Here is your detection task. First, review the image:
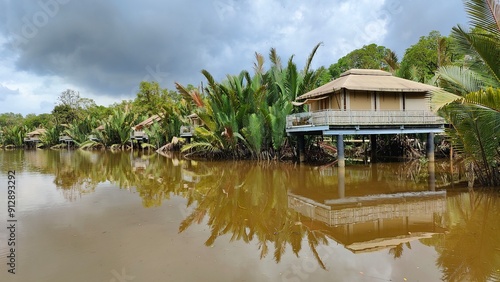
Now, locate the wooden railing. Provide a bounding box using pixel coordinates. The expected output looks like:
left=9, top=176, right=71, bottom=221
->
left=286, top=110, right=446, bottom=128
left=130, top=130, right=148, bottom=140
left=180, top=125, right=195, bottom=136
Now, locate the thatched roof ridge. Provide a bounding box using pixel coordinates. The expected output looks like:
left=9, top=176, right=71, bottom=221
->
left=297, top=69, right=440, bottom=101
left=26, top=128, right=47, bottom=136
left=134, top=114, right=163, bottom=130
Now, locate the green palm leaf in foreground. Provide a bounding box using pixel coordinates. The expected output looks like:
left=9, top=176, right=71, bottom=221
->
left=431, top=0, right=500, bottom=187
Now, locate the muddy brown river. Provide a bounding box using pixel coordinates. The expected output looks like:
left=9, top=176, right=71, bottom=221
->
left=0, top=150, right=499, bottom=281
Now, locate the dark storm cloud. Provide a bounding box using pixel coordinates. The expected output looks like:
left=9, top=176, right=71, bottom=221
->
left=0, top=0, right=469, bottom=101
left=380, top=0, right=468, bottom=57
left=1, top=0, right=244, bottom=96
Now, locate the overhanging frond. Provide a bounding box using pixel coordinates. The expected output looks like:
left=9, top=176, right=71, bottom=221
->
left=435, top=66, right=485, bottom=94
left=430, top=89, right=464, bottom=111
left=463, top=0, right=500, bottom=38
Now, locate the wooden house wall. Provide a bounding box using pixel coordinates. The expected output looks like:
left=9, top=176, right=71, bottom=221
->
left=348, top=90, right=372, bottom=110
left=379, top=92, right=401, bottom=110
left=404, top=93, right=429, bottom=110
left=306, top=90, right=430, bottom=112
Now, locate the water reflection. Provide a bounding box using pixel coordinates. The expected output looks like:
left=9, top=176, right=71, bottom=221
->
left=423, top=192, right=500, bottom=282
left=4, top=150, right=499, bottom=279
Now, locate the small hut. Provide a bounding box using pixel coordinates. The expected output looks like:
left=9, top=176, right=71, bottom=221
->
left=131, top=114, right=163, bottom=142
left=180, top=113, right=202, bottom=138
left=24, top=128, right=47, bottom=147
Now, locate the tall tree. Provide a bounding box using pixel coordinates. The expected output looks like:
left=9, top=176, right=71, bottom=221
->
left=399, top=31, right=441, bottom=82
left=328, top=43, right=394, bottom=79
left=52, top=89, right=98, bottom=125
left=0, top=112, right=23, bottom=127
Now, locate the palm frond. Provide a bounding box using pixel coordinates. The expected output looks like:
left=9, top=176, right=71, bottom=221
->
left=175, top=82, right=204, bottom=107
left=181, top=141, right=222, bottom=155
left=464, top=87, right=500, bottom=111
left=253, top=52, right=265, bottom=75
left=384, top=50, right=399, bottom=72
left=303, top=42, right=322, bottom=74
left=435, top=66, right=485, bottom=94
left=452, top=26, right=500, bottom=85
left=269, top=48, right=282, bottom=70
left=463, top=0, right=500, bottom=37
left=431, top=89, right=464, bottom=112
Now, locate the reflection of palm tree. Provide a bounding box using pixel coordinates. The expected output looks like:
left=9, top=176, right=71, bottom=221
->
left=388, top=242, right=411, bottom=259
left=178, top=162, right=331, bottom=269
left=428, top=193, right=500, bottom=281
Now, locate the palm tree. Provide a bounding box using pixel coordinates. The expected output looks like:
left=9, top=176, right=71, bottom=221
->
left=1, top=125, right=26, bottom=148
left=95, top=109, right=138, bottom=150
left=431, top=0, right=500, bottom=187
left=177, top=44, right=324, bottom=159
left=65, top=117, right=99, bottom=146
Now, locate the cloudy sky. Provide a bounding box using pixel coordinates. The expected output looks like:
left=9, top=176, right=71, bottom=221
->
left=0, top=0, right=467, bottom=115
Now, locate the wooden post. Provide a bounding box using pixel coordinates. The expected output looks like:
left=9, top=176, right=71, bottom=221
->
left=337, top=134, right=345, bottom=167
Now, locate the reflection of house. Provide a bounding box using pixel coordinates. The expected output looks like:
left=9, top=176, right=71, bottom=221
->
left=286, top=69, right=446, bottom=164
left=181, top=160, right=201, bottom=183
left=24, top=128, right=46, bottom=146
left=131, top=156, right=149, bottom=171
left=132, top=114, right=163, bottom=142
left=180, top=114, right=202, bottom=138
left=289, top=190, right=446, bottom=253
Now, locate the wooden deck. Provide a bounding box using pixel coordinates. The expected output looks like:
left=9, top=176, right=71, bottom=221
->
left=130, top=130, right=148, bottom=141
left=286, top=110, right=446, bottom=129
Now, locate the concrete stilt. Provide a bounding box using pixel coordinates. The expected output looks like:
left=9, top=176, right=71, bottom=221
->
left=426, top=132, right=436, bottom=191
left=338, top=166, right=345, bottom=198
left=370, top=134, right=377, bottom=163
left=427, top=132, right=435, bottom=162
left=428, top=160, right=436, bottom=191
left=337, top=134, right=345, bottom=167
left=297, top=135, right=305, bottom=162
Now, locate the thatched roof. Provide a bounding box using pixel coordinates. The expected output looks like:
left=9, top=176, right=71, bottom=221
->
left=26, top=128, right=47, bottom=136
left=297, top=69, right=440, bottom=101
left=134, top=114, right=163, bottom=130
